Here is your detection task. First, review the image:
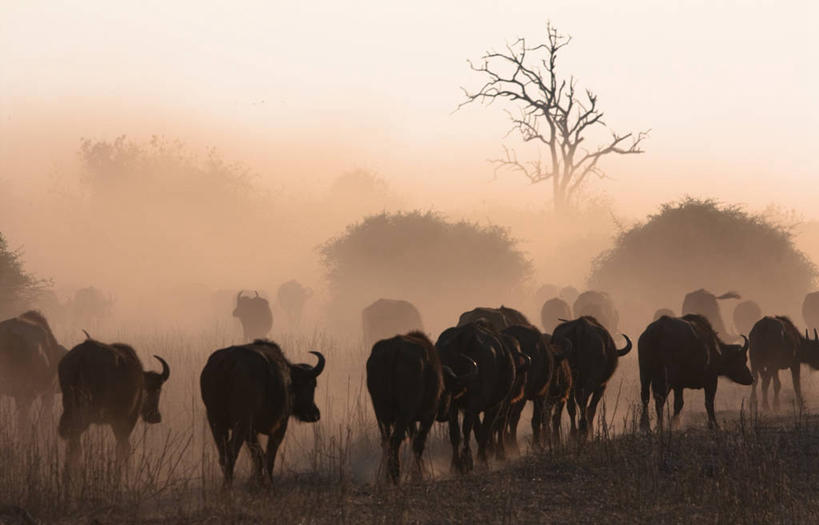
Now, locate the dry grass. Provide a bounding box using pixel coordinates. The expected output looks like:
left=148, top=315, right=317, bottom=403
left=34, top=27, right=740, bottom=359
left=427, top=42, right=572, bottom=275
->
left=1, top=326, right=819, bottom=524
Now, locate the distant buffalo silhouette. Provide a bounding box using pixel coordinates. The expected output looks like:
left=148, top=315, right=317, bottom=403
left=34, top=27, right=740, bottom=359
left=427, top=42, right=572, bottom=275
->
left=362, top=299, right=423, bottom=348
left=681, top=289, right=740, bottom=341
left=573, top=291, right=619, bottom=333
left=749, top=316, right=819, bottom=411
left=733, top=300, right=762, bottom=337
left=541, top=298, right=571, bottom=334
left=233, top=291, right=273, bottom=341
left=277, top=280, right=313, bottom=326
left=457, top=306, right=533, bottom=332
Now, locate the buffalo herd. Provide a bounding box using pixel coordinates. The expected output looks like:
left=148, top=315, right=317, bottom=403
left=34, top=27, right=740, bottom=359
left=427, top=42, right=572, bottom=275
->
left=5, top=288, right=819, bottom=487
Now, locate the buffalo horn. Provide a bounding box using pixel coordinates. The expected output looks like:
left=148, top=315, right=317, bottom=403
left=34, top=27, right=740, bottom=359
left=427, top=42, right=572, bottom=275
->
left=254, top=290, right=259, bottom=298
left=740, top=335, right=750, bottom=352
left=814, top=329, right=818, bottom=342
left=153, top=355, right=170, bottom=382
left=309, top=351, right=325, bottom=377
left=82, top=329, right=91, bottom=340
left=236, top=290, right=244, bottom=302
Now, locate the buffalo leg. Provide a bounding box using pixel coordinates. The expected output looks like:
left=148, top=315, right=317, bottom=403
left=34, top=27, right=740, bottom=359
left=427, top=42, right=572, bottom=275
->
left=508, top=399, right=525, bottom=453
left=790, top=364, right=803, bottom=410
left=586, top=387, right=605, bottom=434
left=672, top=388, right=684, bottom=429
left=704, top=379, right=719, bottom=430
left=750, top=366, right=759, bottom=411
left=480, top=405, right=503, bottom=462
left=550, top=400, right=564, bottom=448
left=772, top=371, right=782, bottom=410
left=530, top=398, right=543, bottom=448
left=112, top=416, right=137, bottom=463
left=448, top=409, right=462, bottom=472
left=207, top=417, right=230, bottom=483
left=760, top=372, right=772, bottom=411
left=264, top=420, right=288, bottom=484
left=246, top=432, right=266, bottom=484
left=566, top=391, right=578, bottom=436
left=652, top=373, right=669, bottom=432
left=460, top=411, right=476, bottom=472
left=411, top=414, right=434, bottom=480
left=222, top=420, right=248, bottom=485
left=388, top=417, right=410, bottom=484
left=640, top=373, right=652, bottom=432
left=575, top=388, right=591, bottom=437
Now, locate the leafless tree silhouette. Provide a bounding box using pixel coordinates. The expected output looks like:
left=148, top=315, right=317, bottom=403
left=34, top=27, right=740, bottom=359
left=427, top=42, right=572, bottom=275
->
left=461, top=22, right=649, bottom=213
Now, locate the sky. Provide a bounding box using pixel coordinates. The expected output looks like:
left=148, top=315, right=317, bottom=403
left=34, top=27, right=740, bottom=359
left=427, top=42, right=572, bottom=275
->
left=2, top=0, right=819, bottom=216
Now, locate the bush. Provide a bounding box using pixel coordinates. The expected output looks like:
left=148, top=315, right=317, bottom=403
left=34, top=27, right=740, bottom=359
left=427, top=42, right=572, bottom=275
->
left=589, top=198, right=816, bottom=324
left=0, top=233, right=44, bottom=318
left=321, top=211, right=531, bottom=331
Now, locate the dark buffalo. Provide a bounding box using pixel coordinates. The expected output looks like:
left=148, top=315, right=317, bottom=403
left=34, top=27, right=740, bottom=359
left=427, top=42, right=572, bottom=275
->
left=58, top=334, right=170, bottom=467
left=233, top=290, right=274, bottom=341
left=681, top=289, right=740, bottom=340
left=541, top=298, right=571, bottom=333
left=200, top=340, right=325, bottom=486
left=544, top=337, right=573, bottom=447
left=276, top=280, right=313, bottom=326
left=366, top=331, right=473, bottom=483
left=638, top=314, right=752, bottom=430
left=573, top=291, right=619, bottom=333
left=436, top=322, right=516, bottom=472
left=0, top=311, right=67, bottom=429
left=457, top=306, right=533, bottom=332
left=733, top=300, right=762, bottom=337
left=802, top=292, right=819, bottom=331
left=362, top=299, right=424, bottom=348
left=551, top=316, right=631, bottom=437
left=491, top=332, right=531, bottom=456
left=653, top=308, right=675, bottom=321
left=749, top=316, right=819, bottom=411
left=502, top=325, right=571, bottom=450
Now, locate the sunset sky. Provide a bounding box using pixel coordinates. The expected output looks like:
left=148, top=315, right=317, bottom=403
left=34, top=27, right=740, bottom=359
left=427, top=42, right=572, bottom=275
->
left=2, top=0, right=818, bottom=217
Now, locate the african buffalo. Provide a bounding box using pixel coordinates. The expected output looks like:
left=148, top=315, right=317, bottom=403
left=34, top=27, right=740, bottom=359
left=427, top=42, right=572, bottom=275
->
left=559, top=286, right=579, bottom=305
left=544, top=338, right=573, bottom=447
left=551, top=316, right=631, bottom=437
left=58, top=334, right=170, bottom=467
left=541, top=298, right=571, bottom=333
left=802, top=292, right=819, bottom=331
left=0, top=311, right=67, bottom=430
left=457, top=306, right=533, bottom=332
left=436, top=321, right=516, bottom=472
left=233, top=291, right=273, bottom=341
left=653, top=308, right=675, bottom=321
left=573, top=291, right=619, bottom=333
left=366, top=331, right=472, bottom=483
left=276, top=280, right=313, bottom=326
left=681, top=289, right=740, bottom=341
left=638, top=314, right=752, bottom=431
left=733, top=300, right=762, bottom=337
left=749, top=316, right=819, bottom=411
left=200, top=340, right=325, bottom=486
left=362, top=299, right=424, bottom=348
left=502, top=325, right=571, bottom=450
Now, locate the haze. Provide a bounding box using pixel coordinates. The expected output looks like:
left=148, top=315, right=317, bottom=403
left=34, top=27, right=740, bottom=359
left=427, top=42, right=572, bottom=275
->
left=2, top=0, right=819, bottom=328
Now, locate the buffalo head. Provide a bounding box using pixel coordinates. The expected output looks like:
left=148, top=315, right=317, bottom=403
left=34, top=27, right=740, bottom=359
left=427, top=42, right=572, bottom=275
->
left=437, top=355, right=478, bottom=421
left=719, top=335, right=753, bottom=385
left=289, top=351, right=325, bottom=422
left=142, top=355, right=171, bottom=423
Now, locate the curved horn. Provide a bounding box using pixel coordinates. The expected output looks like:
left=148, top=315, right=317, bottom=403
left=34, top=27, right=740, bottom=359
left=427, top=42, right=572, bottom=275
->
left=254, top=290, right=259, bottom=298
left=236, top=290, right=244, bottom=302
left=153, top=355, right=170, bottom=382
left=459, top=354, right=479, bottom=380
left=814, top=329, right=818, bottom=342
left=617, top=334, right=633, bottom=357
left=807, top=328, right=810, bottom=341
left=308, top=351, right=325, bottom=377
left=740, top=335, right=750, bottom=352
left=82, top=329, right=91, bottom=340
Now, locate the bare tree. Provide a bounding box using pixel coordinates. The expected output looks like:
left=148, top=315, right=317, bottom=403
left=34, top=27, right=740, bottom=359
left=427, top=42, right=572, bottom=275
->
left=460, top=23, right=649, bottom=213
